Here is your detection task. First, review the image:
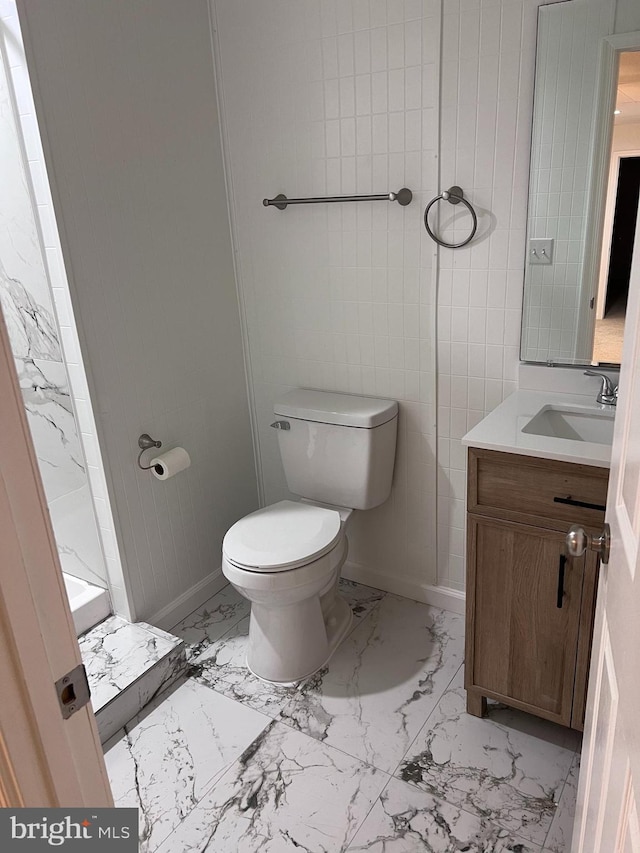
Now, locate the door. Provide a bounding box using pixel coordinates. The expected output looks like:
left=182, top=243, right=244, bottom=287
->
left=0, top=305, right=113, bottom=807
left=573, top=211, right=640, bottom=849
left=605, top=156, right=640, bottom=316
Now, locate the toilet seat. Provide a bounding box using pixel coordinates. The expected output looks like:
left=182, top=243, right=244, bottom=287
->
left=223, top=500, right=343, bottom=572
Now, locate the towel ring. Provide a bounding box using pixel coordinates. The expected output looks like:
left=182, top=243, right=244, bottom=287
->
left=423, top=186, right=477, bottom=249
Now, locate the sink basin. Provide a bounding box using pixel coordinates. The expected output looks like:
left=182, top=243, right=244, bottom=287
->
left=521, top=405, right=615, bottom=445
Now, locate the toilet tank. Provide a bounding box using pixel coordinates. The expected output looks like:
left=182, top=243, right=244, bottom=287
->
left=272, top=389, right=398, bottom=510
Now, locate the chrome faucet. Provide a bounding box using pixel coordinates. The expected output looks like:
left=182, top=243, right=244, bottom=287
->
left=584, top=370, right=618, bottom=406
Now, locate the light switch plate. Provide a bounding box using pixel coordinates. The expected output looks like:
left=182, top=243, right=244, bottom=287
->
left=529, top=238, right=554, bottom=264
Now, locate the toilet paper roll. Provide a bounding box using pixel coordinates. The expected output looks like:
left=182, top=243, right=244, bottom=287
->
left=150, top=447, right=191, bottom=481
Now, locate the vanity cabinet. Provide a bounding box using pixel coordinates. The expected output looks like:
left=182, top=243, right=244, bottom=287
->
left=465, top=448, right=608, bottom=730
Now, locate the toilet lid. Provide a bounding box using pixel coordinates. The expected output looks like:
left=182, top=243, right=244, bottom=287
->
left=223, top=500, right=342, bottom=572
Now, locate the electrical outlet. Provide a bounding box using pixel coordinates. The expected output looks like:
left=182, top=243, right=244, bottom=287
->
left=529, top=238, right=554, bottom=264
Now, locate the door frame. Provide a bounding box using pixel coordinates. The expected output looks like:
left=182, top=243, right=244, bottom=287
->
left=597, top=149, right=640, bottom=320
left=0, top=305, right=113, bottom=807
left=578, top=33, right=640, bottom=360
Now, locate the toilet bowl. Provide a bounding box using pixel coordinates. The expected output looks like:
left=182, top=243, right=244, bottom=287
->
left=221, top=389, right=398, bottom=684
left=222, top=500, right=353, bottom=683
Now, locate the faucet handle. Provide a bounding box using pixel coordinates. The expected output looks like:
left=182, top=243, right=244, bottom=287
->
left=584, top=370, right=617, bottom=405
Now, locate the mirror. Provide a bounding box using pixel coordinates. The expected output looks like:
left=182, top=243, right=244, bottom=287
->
left=594, top=51, right=640, bottom=363
left=520, top=2, right=640, bottom=366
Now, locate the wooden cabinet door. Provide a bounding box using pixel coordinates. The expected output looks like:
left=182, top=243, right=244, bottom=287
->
left=466, top=516, right=585, bottom=727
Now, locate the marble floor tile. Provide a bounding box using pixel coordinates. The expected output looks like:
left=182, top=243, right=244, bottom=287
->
left=105, top=679, right=269, bottom=853
left=279, top=596, right=465, bottom=773
left=543, top=754, right=580, bottom=852
left=155, top=720, right=388, bottom=853
left=338, top=578, right=386, bottom=621
left=188, top=579, right=386, bottom=717
left=188, top=615, right=300, bottom=717
left=397, top=670, right=578, bottom=847
left=178, top=578, right=383, bottom=663
left=95, top=644, right=186, bottom=745
left=347, top=776, right=540, bottom=852
left=171, top=584, right=250, bottom=660
left=79, top=616, right=184, bottom=711
left=103, top=590, right=586, bottom=853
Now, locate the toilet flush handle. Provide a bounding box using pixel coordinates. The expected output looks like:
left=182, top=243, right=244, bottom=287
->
left=270, top=420, right=290, bottom=430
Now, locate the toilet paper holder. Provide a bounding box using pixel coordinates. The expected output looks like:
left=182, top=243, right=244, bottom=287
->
left=137, top=433, right=162, bottom=470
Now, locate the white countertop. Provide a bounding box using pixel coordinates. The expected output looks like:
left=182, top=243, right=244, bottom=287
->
left=462, top=390, right=613, bottom=469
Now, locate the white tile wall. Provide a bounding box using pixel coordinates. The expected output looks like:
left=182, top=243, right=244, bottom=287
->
left=212, top=0, right=442, bottom=591
left=19, top=0, right=259, bottom=622
left=434, top=0, right=546, bottom=588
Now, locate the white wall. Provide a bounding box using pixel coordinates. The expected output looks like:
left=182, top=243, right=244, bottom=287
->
left=18, top=0, right=258, bottom=624
left=0, top=18, right=110, bottom=593
left=615, top=0, right=640, bottom=33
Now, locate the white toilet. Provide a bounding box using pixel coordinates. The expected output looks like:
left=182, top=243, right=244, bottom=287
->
left=222, top=389, right=398, bottom=684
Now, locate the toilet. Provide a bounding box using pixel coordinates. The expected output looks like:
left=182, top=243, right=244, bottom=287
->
left=222, top=389, right=398, bottom=684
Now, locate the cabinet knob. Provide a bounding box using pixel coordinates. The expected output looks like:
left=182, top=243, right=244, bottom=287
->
left=565, top=523, right=610, bottom=564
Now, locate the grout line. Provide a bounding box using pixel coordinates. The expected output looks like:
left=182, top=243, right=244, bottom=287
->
left=126, top=705, right=274, bottom=853
left=185, top=671, right=286, bottom=723
left=342, top=589, right=388, bottom=639
left=272, top=711, right=393, bottom=782
left=380, top=771, right=543, bottom=853
left=386, top=660, right=578, bottom=850
left=170, top=582, right=245, bottom=640
left=388, top=660, right=464, bottom=780
left=343, top=771, right=394, bottom=851
left=152, top=710, right=386, bottom=853
left=178, top=664, right=542, bottom=852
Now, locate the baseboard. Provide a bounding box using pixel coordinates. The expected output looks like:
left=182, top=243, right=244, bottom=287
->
left=342, top=562, right=465, bottom=615
left=148, top=569, right=228, bottom=632
left=148, top=563, right=464, bottom=629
